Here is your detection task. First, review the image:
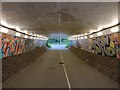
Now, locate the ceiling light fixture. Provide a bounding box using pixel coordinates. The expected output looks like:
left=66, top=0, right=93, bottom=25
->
left=98, top=26, right=103, bottom=31
left=97, top=32, right=103, bottom=36
left=84, top=36, right=87, bottom=39
left=25, top=35, right=28, bottom=38
left=16, top=32, right=21, bottom=36
left=80, top=37, right=83, bottom=39
left=24, top=30, right=28, bottom=34
left=85, top=33, right=88, bottom=35
left=111, top=26, right=119, bottom=33
left=1, top=20, right=7, bottom=26
left=1, top=27, right=8, bottom=33
left=16, top=27, right=21, bottom=31
left=89, top=35, right=93, bottom=38
left=112, top=19, right=118, bottom=25
left=90, top=30, right=95, bottom=34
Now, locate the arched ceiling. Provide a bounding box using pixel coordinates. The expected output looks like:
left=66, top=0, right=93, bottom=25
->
left=2, top=2, right=118, bottom=36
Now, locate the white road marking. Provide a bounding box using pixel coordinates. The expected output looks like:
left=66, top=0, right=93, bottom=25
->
left=59, top=48, right=72, bottom=90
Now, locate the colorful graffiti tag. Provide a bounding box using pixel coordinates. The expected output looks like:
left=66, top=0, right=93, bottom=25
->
left=78, top=32, right=120, bottom=58
left=1, top=33, right=26, bottom=58
left=0, top=33, right=45, bottom=59
left=0, top=33, right=2, bottom=59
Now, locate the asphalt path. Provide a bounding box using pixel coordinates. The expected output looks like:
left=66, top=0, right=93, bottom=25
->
left=3, top=49, right=118, bottom=88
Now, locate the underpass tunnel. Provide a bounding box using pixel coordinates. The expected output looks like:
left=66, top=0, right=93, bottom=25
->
left=0, top=1, right=120, bottom=89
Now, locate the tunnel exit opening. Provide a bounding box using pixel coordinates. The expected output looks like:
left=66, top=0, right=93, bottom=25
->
left=46, top=38, right=70, bottom=50
left=46, top=33, right=70, bottom=50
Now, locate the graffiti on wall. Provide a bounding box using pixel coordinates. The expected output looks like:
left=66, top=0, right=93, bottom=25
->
left=0, top=33, right=45, bottom=59
left=0, top=33, right=2, bottom=59
left=23, top=39, right=34, bottom=52
left=23, top=39, right=44, bottom=52
left=78, top=33, right=120, bottom=58
left=1, top=33, right=26, bottom=58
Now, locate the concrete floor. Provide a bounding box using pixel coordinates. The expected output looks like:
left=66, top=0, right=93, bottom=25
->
left=3, top=50, right=118, bottom=88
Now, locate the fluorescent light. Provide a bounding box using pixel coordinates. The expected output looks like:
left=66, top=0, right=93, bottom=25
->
left=1, top=27, right=8, bottom=33
left=24, top=30, right=28, bottom=34
left=1, top=20, right=7, bottom=26
left=25, top=35, right=28, bottom=38
left=84, top=36, right=87, bottom=39
left=111, top=26, right=119, bottom=33
left=90, top=30, right=95, bottom=34
left=34, top=34, right=37, bottom=36
left=30, top=36, right=33, bottom=39
left=34, top=37, right=37, bottom=39
left=103, top=24, right=112, bottom=28
left=16, top=32, right=21, bottom=36
left=30, top=33, right=33, bottom=35
left=20, top=30, right=27, bottom=34
left=78, top=34, right=81, bottom=37
left=37, top=35, right=40, bottom=37
left=16, top=27, right=20, bottom=31
left=89, top=35, right=93, bottom=38
left=8, top=25, right=15, bottom=29
left=103, top=19, right=118, bottom=28
left=73, top=35, right=77, bottom=38
left=80, top=37, right=83, bottom=39
left=81, top=34, right=84, bottom=36
left=98, top=26, right=103, bottom=31
left=85, top=33, right=88, bottom=35
left=112, top=19, right=118, bottom=25
left=97, top=32, right=102, bottom=36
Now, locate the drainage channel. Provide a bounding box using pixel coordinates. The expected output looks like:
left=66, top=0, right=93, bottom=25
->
left=59, top=49, right=72, bottom=90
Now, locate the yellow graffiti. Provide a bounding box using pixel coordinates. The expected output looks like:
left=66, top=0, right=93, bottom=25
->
left=110, top=41, right=114, bottom=48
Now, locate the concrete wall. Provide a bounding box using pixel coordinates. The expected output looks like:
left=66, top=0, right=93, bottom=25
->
left=69, top=46, right=119, bottom=83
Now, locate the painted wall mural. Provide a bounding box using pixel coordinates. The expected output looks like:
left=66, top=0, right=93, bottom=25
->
left=77, top=32, right=120, bottom=58
left=1, top=33, right=25, bottom=58
left=0, top=33, right=44, bottom=59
